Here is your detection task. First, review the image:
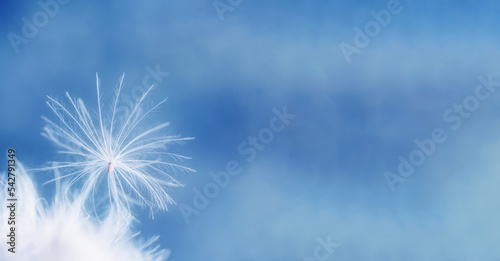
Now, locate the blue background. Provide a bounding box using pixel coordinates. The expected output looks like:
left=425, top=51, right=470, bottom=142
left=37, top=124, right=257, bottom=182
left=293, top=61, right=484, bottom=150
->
left=1, top=0, right=500, bottom=260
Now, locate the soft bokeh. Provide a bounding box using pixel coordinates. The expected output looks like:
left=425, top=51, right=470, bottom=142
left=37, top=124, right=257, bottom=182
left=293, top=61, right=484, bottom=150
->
left=1, top=0, right=500, bottom=260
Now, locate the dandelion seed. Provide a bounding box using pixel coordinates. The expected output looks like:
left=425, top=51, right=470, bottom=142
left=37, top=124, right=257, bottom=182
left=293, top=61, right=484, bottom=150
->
left=39, top=73, right=194, bottom=214
left=108, top=162, right=115, bottom=174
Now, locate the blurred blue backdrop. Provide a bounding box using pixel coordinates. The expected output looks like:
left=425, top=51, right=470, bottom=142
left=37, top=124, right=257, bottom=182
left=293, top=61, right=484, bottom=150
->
left=1, top=0, right=500, bottom=260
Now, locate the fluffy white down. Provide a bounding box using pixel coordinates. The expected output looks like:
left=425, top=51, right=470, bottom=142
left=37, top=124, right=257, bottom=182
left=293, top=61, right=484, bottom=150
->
left=0, top=163, right=169, bottom=261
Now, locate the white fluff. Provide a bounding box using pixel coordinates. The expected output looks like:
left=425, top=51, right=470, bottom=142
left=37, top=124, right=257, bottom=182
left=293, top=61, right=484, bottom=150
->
left=0, top=163, right=170, bottom=261
left=0, top=74, right=193, bottom=260
left=40, top=73, right=194, bottom=213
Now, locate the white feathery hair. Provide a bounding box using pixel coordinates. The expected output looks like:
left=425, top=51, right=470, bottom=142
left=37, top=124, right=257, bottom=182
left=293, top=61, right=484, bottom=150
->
left=0, top=163, right=170, bottom=261
left=39, top=73, right=194, bottom=214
